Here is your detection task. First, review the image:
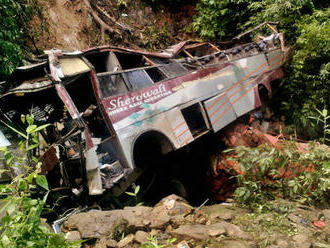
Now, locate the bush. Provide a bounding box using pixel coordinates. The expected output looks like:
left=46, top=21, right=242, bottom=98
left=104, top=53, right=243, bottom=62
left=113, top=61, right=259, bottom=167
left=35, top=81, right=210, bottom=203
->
left=0, top=115, right=82, bottom=247
left=228, top=141, right=330, bottom=209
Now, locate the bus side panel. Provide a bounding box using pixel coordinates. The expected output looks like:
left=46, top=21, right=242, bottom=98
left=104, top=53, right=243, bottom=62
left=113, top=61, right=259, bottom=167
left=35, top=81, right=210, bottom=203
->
left=226, top=78, right=256, bottom=117
left=166, top=107, right=194, bottom=147
left=204, top=93, right=237, bottom=133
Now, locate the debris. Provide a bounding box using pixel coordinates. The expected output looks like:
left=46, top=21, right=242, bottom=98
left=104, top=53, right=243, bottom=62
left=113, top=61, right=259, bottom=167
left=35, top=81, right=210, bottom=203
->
left=117, top=234, right=134, bottom=248
left=313, top=220, right=326, bottom=229
left=177, top=240, right=190, bottom=248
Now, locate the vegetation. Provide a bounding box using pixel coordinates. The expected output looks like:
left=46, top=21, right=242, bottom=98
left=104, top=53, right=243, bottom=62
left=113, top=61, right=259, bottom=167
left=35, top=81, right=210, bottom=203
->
left=0, top=115, right=81, bottom=247
left=193, top=0, right=330, bottom=140
left=227, top=141, right=330, bottom=210
left=0, top=0, right=42, bottom=80
left=141, top=234, right=176, bottom=248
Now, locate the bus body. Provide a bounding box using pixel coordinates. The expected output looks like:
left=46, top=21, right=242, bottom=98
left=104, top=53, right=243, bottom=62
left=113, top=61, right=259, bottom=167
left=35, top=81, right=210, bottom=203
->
left=0, top=33, right=289, bottom=196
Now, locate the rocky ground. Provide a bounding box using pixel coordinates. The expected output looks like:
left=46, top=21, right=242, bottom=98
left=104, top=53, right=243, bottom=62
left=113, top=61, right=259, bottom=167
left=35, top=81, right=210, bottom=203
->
left=62, top=195, right=330, bottom=248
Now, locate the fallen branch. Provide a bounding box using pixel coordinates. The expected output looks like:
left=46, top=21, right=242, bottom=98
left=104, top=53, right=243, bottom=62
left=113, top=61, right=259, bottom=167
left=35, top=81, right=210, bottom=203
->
left=91, top=1, right=132, bottom=33
left=82, top=0, right=121, bottom=41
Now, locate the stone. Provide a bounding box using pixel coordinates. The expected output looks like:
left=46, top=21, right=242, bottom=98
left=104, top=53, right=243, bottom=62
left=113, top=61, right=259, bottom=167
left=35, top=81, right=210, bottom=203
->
left=65, top=231, right=81, bottom=242
left=220, top=240, right=251, bottom=248
left=165, top=225, right=173, bottom=233
left=95, top=237, right=117, bottom=248
left=292, top=234, right=309, bottom=243
left=63, top=204, right=172, bottom=239
left=322, top=209, right=330, bottom=221
left=171, top=221, right=247, bottom=240
left=154, top=194, right=193, bottom=216
left=117, top=234, right=134, bottom=248
left=277, top=239, right=290, bottom=248
left=171, top=224, right=211, bottom=240
left=135, top=230, right=149, bottom=244
left=201, top=204, right=238, bottom=222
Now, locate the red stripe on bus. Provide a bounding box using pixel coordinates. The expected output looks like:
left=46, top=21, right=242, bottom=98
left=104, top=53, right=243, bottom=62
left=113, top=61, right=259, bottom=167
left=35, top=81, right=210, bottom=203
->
left=173, top=121, right=185, bottom=131
left=206, top=54, right=282, bottom=111
left=211, top=64, right=282, bottom=126
left=208, top=59, right=282, bottom=119
left=176, top=128, right=190, bottom=138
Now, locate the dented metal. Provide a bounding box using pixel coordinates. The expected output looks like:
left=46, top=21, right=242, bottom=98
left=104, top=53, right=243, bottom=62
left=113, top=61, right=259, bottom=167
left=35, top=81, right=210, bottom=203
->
left=0, top=32, right=289, bottom=196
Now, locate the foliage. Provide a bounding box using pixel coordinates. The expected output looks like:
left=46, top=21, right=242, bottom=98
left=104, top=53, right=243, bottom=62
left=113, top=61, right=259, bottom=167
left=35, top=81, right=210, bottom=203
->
left=0, top=0, right=42, bottom=79
left=192, top=0, right=249, bottom=40
left=0, top=0, right=24, bottom=77
left=141, top=234, right=176, bottom=248
left=125, top=184, right=143, bottom=206
left=0, top=115, right=81, bottom=248
left=309, top=109, right=330, bottom=144
left=228, top=141, right=330, bottom=210
left=193, top=0, right=329, bottom=140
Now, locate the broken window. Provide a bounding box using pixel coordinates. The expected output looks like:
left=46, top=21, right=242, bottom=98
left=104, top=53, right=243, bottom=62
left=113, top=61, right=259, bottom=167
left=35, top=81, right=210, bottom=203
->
left=123, top=70, right=154, bottom=91
left=146, top=67, right=167, bottom=83
left=159, top=63, right=188, bottom=78
left=114, top=52, right=149, bottom=70
left=98, top=73, right=128, bottom=98
left=181, top=103, right=209, bottom=137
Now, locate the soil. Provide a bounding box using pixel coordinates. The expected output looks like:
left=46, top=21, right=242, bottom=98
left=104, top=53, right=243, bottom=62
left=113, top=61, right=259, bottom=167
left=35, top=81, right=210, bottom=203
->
left=28, top=0, right=196, bottom=52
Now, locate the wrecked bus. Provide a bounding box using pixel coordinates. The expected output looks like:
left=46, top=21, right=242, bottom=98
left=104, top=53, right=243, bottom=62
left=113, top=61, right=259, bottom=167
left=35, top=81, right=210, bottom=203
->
left=0, top=31, right=289, bottom=199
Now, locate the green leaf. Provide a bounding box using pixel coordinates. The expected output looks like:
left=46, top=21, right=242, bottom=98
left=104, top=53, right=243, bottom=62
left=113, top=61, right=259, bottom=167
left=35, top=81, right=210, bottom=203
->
left=18, top=179, right=28, bottom=191
left=26, top=172, right=35, bottom=183
left=322, top=109, right=328, bottom=117
left=33, top=124, right=50, bottom=133
left=26, top=124, right=37, bottom=134
left=0, top=120, right=27, bottom=139
left=20, top=114, right=25, bottom=124
left=26, top=114, right=34, bottom=125
left=36, top=175, right=49, bottom=190
left=27, top=143, right=39, bottom=151
left=134, top=185, right=140, bottom=195
left=125, top=192, right=135, bottom=196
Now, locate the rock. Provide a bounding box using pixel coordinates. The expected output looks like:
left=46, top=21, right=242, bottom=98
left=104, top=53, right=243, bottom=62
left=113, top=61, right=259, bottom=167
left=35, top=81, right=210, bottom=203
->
left=292, top=234, right=309, bottom=243
left=171, top=221, right=247, bottom=240
left=171, top=224, right=213, bottom=240
left=322, top=209, right=330, bottom=221
left=165, top=225, right=173, bottom=233
left=202, top=204, right=235, bottom=221
left=135, top=230, right=149, bottom=244
left=65, top=231, right=81, bottom=242
left=63, top=204, right=172, bottom=239
left=220, top=240, right=251, bottom=248
left=311, top=243, right=330, bottom=248
left=94, top=237, right=117, bottom=248
left=150, top=229, right=160, bottom=236
left=154, top=194, right=193, bottom=216
left=117, top=234, right=134, bottom=248
left=277, top=239, right=290, bottom=248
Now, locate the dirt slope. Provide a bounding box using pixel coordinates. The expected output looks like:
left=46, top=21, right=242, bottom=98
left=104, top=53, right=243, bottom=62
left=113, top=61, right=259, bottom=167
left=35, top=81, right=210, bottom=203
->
left=30, top=0, right=195, bottom=51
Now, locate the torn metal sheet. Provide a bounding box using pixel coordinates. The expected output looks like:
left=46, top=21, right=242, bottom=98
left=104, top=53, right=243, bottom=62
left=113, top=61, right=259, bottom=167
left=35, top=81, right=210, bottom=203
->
left=0, top=28, right=289, bottom=199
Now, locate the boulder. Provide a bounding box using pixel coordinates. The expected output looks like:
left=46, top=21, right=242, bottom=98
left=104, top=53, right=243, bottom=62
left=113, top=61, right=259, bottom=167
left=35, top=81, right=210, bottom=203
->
left=171, top=221, right=248, bottom=240
left=220, top=240, right=251, bottom=248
